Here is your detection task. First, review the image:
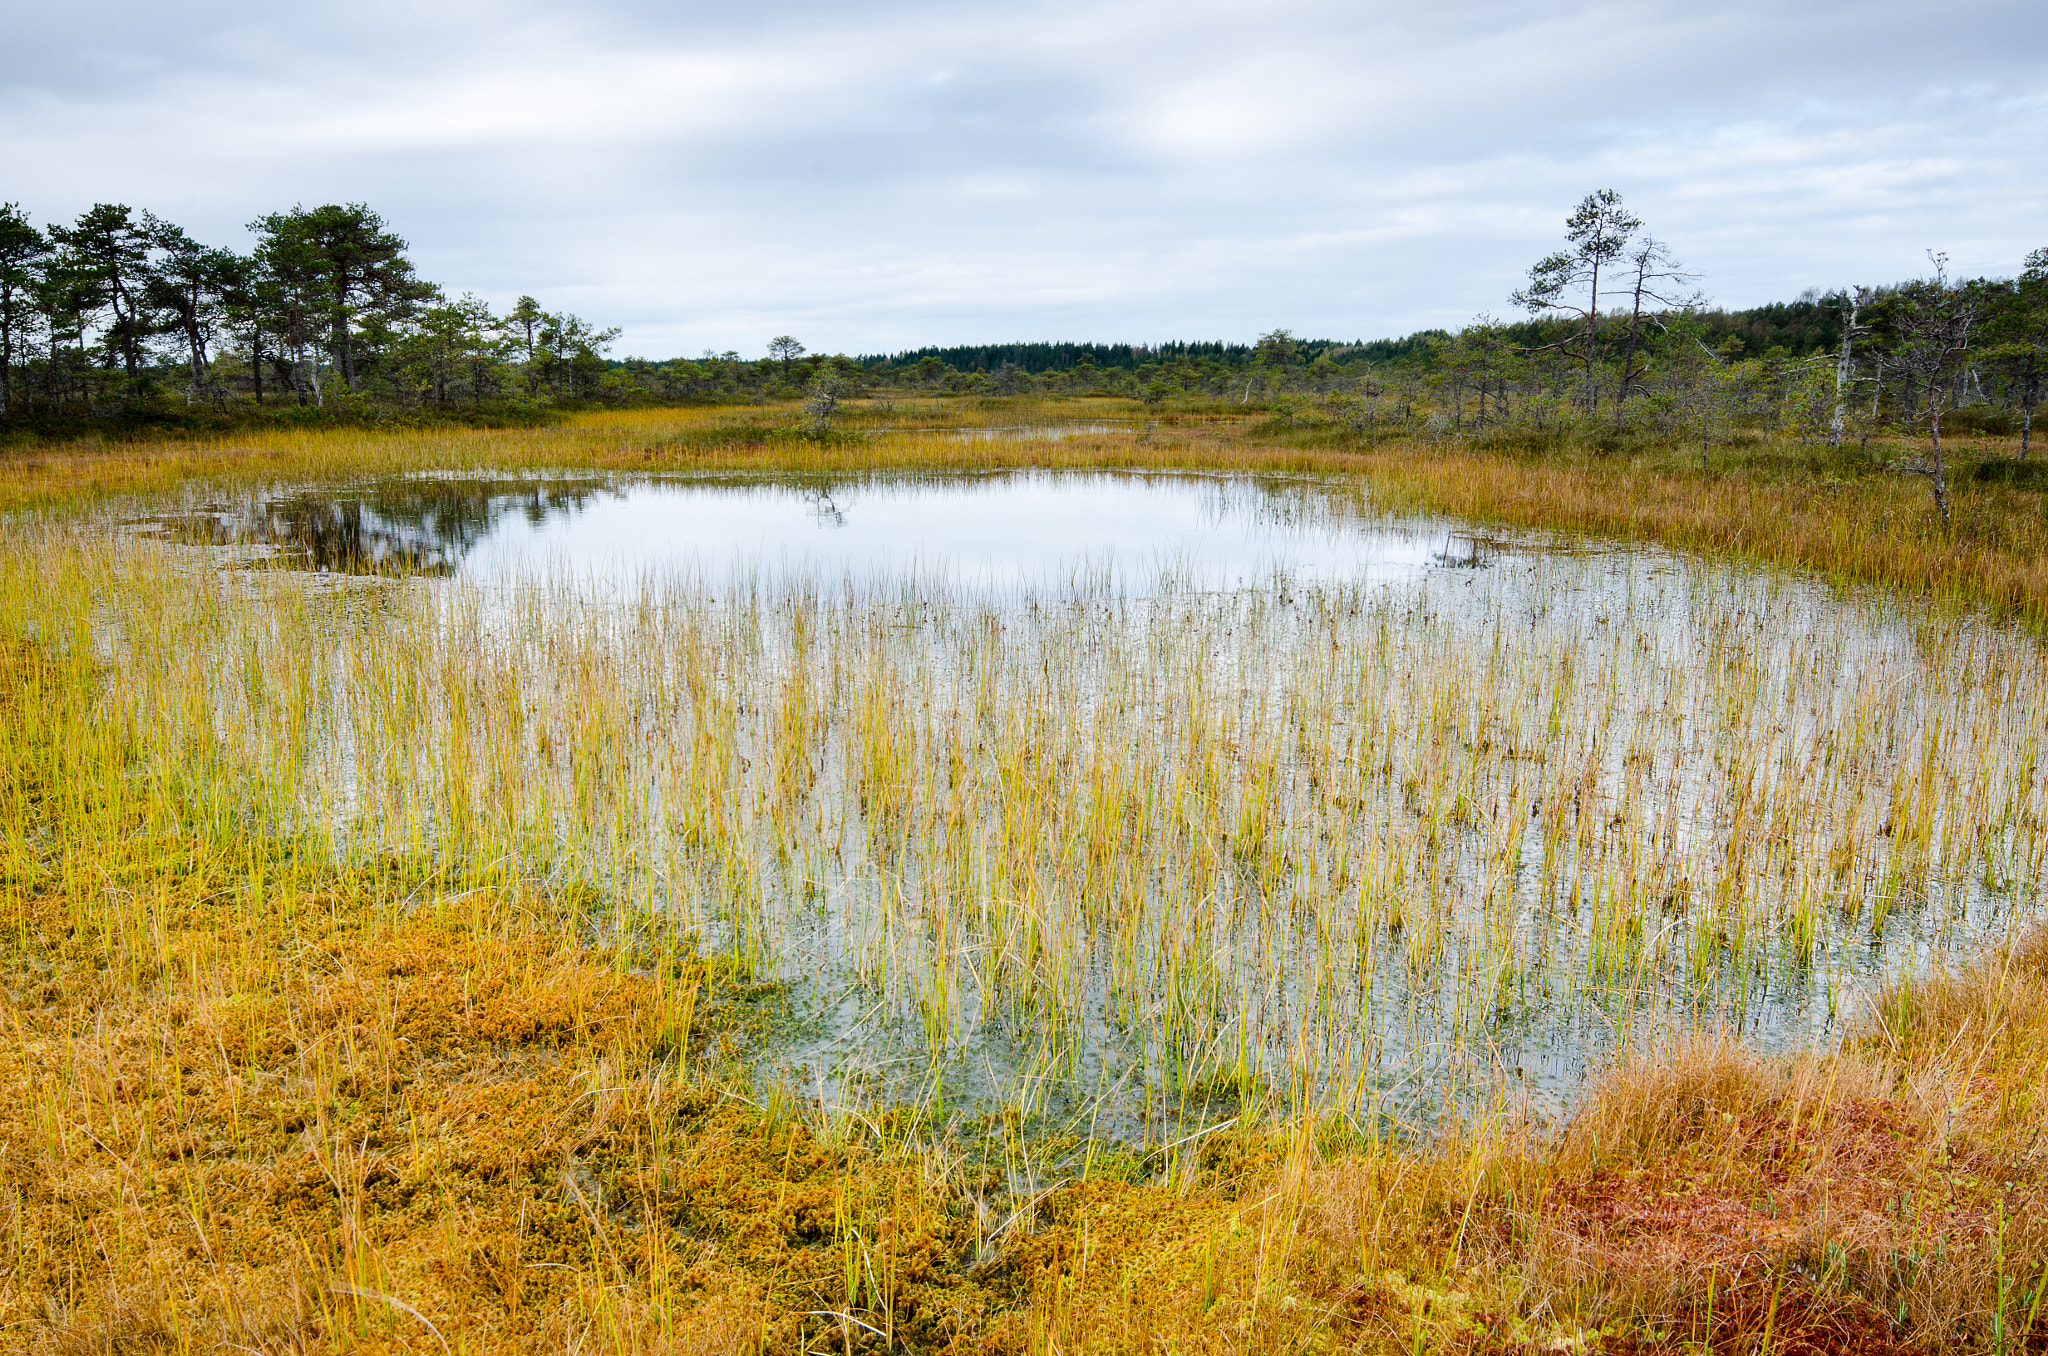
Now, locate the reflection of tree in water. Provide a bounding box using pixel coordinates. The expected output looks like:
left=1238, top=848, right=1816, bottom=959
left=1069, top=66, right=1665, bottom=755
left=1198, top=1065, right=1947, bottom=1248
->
left=1199, top=476, right=1374, bottom=534
left=166, top=479, right=605, bottom=575
left=802, top=486, right=846, bottom=527
left=153, top=470, right=1443, bottom=575
left=1433, top=534, right=1500, bottom=569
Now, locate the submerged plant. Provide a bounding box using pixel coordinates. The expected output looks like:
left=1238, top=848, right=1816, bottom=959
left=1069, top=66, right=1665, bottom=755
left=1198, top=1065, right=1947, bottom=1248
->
left=8, top=416, right=2048, bottom=1353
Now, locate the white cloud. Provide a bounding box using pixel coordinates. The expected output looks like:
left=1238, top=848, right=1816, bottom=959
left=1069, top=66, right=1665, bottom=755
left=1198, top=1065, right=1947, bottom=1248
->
left=4, top=0, right=2043, bottom=355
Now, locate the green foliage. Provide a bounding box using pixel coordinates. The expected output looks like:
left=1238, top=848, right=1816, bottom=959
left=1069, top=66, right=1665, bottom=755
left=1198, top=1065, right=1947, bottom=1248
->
left=0, top=201, right=627, bottom=432
left=2, top=192, right=2042, bottom=466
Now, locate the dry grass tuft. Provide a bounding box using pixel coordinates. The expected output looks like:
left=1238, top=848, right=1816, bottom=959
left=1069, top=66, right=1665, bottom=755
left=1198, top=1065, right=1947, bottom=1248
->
left=8, top=410, right=2048, bottom=1352
left=7, top=401, right=2048, bottom=619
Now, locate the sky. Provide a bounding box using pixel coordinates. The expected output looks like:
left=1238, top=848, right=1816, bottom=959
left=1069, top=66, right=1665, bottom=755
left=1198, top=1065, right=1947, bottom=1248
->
left=4, top=0, right=2045, bottom=359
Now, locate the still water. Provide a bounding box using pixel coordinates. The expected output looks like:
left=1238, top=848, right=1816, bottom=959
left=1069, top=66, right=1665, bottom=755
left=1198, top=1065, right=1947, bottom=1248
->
left=138, top=470, right=1466, bottom=589
left=124, top=466, right=2048, bottom=1142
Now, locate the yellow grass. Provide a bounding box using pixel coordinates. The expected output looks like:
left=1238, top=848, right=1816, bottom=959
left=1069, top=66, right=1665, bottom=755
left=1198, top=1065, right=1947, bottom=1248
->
left=8, top=401, right=2047, bottom=618
left=4, top=404, right=2047, bottom=1353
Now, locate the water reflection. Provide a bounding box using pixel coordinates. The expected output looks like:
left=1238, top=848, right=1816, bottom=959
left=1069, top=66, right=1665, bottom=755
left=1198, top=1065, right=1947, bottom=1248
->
left=1433, top=533, right=1510, bottom=569
left=803, top=486, right=847, bottom=528
left=138, top=470, right=1460, bottom=589
left=111, top=465, right=2048, bottom=1138
left=148, top=478, right=608, bottom=576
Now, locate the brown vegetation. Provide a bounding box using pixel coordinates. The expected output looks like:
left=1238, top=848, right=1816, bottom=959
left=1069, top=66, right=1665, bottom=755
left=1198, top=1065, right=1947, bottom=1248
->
left=9, top=811, right=2044, bottom=1355
left=7, top=400, right=2048, bottom=619
left=5, top=405, right=2047, bottom=1353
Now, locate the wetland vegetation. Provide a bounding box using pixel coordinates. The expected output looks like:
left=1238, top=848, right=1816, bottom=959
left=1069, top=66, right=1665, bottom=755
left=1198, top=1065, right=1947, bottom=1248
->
left=5, top=183, right=2048, bottom=1356
left=7, top=402, right=2048, bottom=1354
left=4, top=191, right=2043, bottom=486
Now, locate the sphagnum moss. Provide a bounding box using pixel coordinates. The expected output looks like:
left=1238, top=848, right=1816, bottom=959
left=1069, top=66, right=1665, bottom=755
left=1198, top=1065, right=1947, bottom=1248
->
left=5, top=412, right=2048, bottom=1354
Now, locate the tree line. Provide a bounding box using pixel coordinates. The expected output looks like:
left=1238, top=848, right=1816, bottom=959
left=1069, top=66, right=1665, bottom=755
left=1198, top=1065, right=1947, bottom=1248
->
left=0, top=201, right=624, bottom=423
left=2, top=194, right=2042, bottom=493
left=857, top=194, right=2044, bottom=494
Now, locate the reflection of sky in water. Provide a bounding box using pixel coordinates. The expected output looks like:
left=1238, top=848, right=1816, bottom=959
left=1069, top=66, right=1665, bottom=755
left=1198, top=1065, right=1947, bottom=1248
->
left=121, top=467, right=2048, bottom=1138
left=453, top=474, right=1448, bottom=588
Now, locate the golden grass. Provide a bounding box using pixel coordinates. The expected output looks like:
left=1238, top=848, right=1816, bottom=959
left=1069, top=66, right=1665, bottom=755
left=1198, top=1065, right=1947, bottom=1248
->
left=7, top=399, right=2047, bottom=621
left=1353, top=447, right=2048, bottom=627
left=10, top=818, right=2045, bottom=1356
left=5, top=406, right=2048, bottom=1353
left=29, top=505, right=2045, bottom=1123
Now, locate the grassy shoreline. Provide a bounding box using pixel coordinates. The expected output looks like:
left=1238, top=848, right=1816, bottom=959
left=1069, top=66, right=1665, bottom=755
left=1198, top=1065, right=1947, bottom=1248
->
left=7, top=399, right=2047, bottom=619
left=5, top=404, right=2047, bottom=1353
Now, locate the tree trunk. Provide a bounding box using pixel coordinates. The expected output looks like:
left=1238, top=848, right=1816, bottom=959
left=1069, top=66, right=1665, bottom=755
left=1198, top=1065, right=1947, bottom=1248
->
left=1583, top=286, right=1599, bottom=417
left=1614, top=273, right=1650, bottom=434
left=110, top=274, right=140, bottom=378
left=1828, top=295, right=1860, bottom=448
left=1929, top=417, right=1952, bottom=529
left=1614, top=329, right=1637, bottom=433
left=2022, top=355, right=2037, bottom=459
left=185, top=311, right=206, bottom=403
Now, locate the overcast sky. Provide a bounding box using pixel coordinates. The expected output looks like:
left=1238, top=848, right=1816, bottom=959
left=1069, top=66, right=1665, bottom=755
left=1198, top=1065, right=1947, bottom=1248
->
left=5, top=0, right=2044, bottom=358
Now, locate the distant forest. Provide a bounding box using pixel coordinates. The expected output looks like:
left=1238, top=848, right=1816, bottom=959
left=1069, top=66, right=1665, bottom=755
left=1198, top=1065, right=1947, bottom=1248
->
left=855, top=302, right=1847, bottom=377
left=1, top=196, right=2041, bottom=466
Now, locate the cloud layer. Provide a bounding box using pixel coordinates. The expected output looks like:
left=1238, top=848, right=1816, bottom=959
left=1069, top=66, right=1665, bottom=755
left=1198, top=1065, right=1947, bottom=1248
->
left=5, top=0, right=2045, bottom=356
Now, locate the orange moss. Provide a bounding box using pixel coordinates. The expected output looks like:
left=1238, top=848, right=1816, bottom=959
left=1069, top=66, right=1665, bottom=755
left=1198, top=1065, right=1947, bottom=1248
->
left=5, top=852, right=2046, bottom=1356
left=0, top=880, right=1002, bottom=1353
left=11, top=415, right=2048, bottom=1353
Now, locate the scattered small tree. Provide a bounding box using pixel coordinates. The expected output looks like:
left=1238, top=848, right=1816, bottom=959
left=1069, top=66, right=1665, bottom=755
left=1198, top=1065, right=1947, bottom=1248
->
left=1984, top=249, right=2048, bottom=458
left=0, top=205, right=49, bottom=416
left=1883, top=253, right=1979, bottom=527
left=248, top=203, right=433, bottom=392
left=507, top=295, right=545, bottom=394
left=802, top=365, right=840, bottom=435
left=767, top=335, right=805, bottom=379
left=48, top=203, right=156, bottom=379
left=534, top=311, right=620, bottom=399
left=1242, top=328, right=1298, bottom=402
left=1610, top=235, right=1704, bottom=429
left=1511, top=189, right=1643, bottom=418
left=142, top=216, right=241, bottom=405
left=398, top=293, right=507, bottom=406
left=1826, top=287, right=1876, bottom=448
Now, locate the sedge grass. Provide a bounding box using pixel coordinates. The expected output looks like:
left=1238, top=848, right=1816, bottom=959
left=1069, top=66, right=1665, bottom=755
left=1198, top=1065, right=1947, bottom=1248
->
left=8, top=398, right=2048, bottom=624
left=4, top=414, right=2048, bottom=1353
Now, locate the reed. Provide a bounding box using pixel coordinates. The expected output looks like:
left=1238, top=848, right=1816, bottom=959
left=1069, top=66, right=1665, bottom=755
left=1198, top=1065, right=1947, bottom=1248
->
left=10, top=400, right=2048, bottom=621
left=4, top=409, right=2046, bottom=1352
